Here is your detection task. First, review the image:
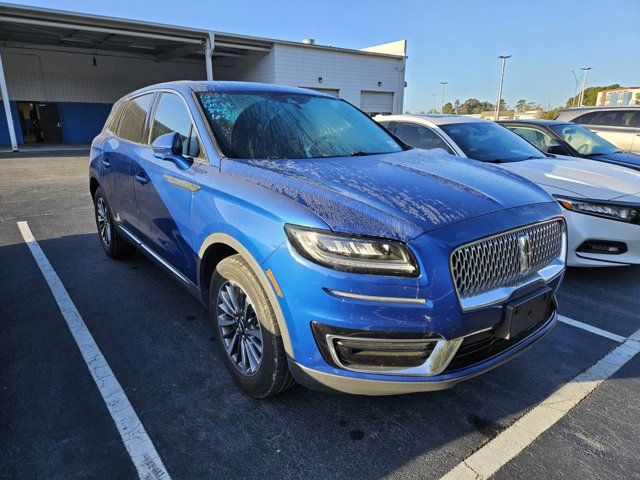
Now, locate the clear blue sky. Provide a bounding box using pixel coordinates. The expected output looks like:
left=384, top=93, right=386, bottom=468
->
left=10, top=0, right=640, bottom=112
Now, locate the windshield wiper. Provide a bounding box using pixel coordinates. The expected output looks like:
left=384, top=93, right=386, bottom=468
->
left=345, top=150, right=386, bottom=157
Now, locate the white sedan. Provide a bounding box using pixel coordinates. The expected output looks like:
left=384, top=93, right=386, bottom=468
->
left=376, top=114, right=640, bottom=267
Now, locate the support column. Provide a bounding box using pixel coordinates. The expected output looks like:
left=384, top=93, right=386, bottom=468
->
left=205, top=31, right=215, bottom=81
left=0, top=52, right=18, bottom=151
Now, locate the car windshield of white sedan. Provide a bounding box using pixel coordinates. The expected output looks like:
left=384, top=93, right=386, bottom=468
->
left=549, top=123, right=618, bottom=156
left=439, top=122, right=545, bottom=163
left=198, top=92, right=404, bottom=159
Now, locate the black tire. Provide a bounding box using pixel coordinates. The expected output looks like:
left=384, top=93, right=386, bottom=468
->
left=93, top=186, right=134, bottom=259
left=209, top=254, right=294, bottom=398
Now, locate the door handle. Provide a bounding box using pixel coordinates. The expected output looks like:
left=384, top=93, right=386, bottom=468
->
left=134, top=173, right=149, bottom=185
left=102, top=159, right=111, bottom=168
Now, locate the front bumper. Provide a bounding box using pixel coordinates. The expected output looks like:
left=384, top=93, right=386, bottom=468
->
left=563, top=209, right=640, bottom=267
left=289, top=309, right=558, bottom=395
left=262, top=202, right=564, bottom=394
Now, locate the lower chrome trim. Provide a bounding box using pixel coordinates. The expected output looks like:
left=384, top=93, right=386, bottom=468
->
left=324, top=327, right=491, bottom=377
left=117, top=224, right=196, bottom=288
left=324, top=288, right=427, bottom=305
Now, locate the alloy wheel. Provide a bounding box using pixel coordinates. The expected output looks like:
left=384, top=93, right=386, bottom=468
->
left=216, top=281, right=264, bottom=376
left=96, top=197, right=112, bottom=248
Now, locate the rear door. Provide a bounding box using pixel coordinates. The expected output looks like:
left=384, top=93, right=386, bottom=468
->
left=104, top=93, right=155, bottom=233
left=132, top=91, right=205, bottom=282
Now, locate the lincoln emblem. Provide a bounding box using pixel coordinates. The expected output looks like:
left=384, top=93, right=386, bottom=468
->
left=518, top=233, right=533, bottom=274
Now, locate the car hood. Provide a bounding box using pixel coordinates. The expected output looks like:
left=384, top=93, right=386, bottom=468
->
left=222, top=148, right=553, bottom=241
left=589, top=151, right=640, bottom=171
left=497, top=155, right=640, bottom=201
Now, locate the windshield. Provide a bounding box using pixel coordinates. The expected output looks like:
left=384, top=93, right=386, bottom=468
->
left=549, top=123, right=618, bottom=156
left=197, top=92, right=404, bottom=159
left=439, top=121, right=545, bottom=162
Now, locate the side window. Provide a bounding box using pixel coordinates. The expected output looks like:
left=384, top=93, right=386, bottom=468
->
left=394, top=123, right=453, bottom=153
left=572, top=112, right=597, bottom=125
left=117, top=94, right=154, bottom=143
left=508, top=126, right=560, bottom=152
left=591, top=110, right=636, bottom=128
left=150, top=92, right=201, bottom=158
left=105, top=100, right=125, bottom=133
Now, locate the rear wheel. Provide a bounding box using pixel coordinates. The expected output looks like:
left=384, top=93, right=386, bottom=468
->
left=93, top=186, right=134, bottom=259
left=209, top=254, right=294, bottom=398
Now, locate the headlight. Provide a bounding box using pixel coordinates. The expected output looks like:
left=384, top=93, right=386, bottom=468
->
left=285, top=225, right=419, bottom=276
left=554, top=195, right=639, bottom=223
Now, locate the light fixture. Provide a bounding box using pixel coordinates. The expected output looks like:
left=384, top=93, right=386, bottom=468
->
left=129, top=44, right=156, bottom=50
left=377, top=81, right=382, bottom=87
left=318, top=76, right=323, bottom=84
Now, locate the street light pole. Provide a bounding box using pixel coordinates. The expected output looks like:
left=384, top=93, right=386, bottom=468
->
left=579, top=67, right=592, bottom=106
left=571, top=70, right=580, bottom=107
left=494, top=55, right=511, bottom=120
left=440, top=82, right=448, bottom=114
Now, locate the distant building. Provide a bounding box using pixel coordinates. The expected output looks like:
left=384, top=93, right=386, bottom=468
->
left=596, top=87, right=640, bottom=106
left=474, top=109, right=542, bottom=121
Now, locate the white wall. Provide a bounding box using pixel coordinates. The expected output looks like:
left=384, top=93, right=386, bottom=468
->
left=0, top=45, right=207, bottom=103
left=212, top=51, right=276, bottom=83
left=272, top=44, right=405, bottom=113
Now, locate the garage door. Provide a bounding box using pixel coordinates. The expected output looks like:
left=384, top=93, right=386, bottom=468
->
left=361, top=91, right=394, bottom=115
left=306, top=87, right=340, bottom=97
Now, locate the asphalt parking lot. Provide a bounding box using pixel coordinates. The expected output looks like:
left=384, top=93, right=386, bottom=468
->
left=1, top=153, right=639, bottom=480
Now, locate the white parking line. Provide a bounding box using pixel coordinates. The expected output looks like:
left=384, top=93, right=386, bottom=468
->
left=558, top=314, right=627, bottom=343
left=17, top=221, right=171, bottom=480
left=440, top=331, right=640, bottom=480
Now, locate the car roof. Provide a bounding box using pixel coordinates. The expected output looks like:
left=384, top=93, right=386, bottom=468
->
left=497, top=119, right=570, bottom=126
left=376, top=113, right=489, bottom=126
left=126, top=80, right=333, bottom=99
left=559, top=105, right=640, bottom=112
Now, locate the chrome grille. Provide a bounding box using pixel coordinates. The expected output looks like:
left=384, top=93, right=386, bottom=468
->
left=451, top=220, right=564, bottom=299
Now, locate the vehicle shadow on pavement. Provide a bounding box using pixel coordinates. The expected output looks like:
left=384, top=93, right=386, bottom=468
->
left=1, top=233, right=630, bottom=480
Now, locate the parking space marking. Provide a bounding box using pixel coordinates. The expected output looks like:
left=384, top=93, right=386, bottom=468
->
left=17, top=221, right=171, bottom=480
left=558, top=314, right=627, bottom=343
left=440, top=330, right=640, bottom=480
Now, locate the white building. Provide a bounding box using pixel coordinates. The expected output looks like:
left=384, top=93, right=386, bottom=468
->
left=0, top=3, right=407, bottom=150
left=596, top=87, right=640, bottom=106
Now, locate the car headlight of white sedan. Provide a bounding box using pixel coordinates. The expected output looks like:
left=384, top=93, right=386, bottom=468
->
left=554, top=195, right=640, bottom=224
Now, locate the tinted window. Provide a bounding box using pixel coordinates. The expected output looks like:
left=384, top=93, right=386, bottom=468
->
left=106, top=100, right=125, bottom=133
left=394, top=123, right=453, bottom=153
left=572, top=112, right=597, bottom=124
left=439, top=122, right=544, bottom=162
left=117, top=94, right=154, bottom=143
left=507, top=126, right=563, bottom=153
left=590, top=110, right=636, bottom=128
left=549, top=123, right=618, bottom=155
left=150, top=93, right=200, bottom=158
left=197, top=92, right=404, bottom=159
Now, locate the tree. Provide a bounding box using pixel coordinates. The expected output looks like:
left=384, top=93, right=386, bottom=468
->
left=453, top=99, right=460, bottom=114
left=566, top=84, right=620, bottom=107
left=516, top=99, right=527, bottom=112
left=442, top=102, right=454, bottom=114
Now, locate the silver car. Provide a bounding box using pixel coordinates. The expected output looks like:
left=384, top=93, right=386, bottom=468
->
left=556, top=106, right=640, bottom=154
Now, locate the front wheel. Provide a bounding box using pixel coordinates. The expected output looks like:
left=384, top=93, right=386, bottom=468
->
left=209, top=254, right=294, bottom=398
left=93, top=186, right=134, bottom=259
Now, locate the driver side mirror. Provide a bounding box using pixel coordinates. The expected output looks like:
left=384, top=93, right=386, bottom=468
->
left=152, top=132, right=192, bottom=170
left=546, top=144, right=571, bottom=156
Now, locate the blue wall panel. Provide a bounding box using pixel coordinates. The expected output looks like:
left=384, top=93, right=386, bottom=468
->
left=0, top=101, right=112, bottom=146
left=0, top=101, right=24, bottom=146
left=58, top=102, right=112, bottom=144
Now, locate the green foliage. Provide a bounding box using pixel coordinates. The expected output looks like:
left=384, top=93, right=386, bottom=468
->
left=442, top=102, right=454, bottom=114
left=566, top=84, right=620, bottom=107
left=541, top=107, right=561, bottom=120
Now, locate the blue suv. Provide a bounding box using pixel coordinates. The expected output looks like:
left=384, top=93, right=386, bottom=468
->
left=89, top=81, right=566, bottom=397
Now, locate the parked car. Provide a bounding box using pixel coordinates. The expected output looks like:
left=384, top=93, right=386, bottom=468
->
left=498, top=119, right=640, bottom=171
left=90, top=82, right=566, bottom=398
left=377, top=114, right=640, bottom=268
left=555, top=106, right=640, bottom=154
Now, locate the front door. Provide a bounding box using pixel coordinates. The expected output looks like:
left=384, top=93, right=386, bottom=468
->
left=38, top=103, right=63, bottom=143
left=133, top=91, right=203, bottom=283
